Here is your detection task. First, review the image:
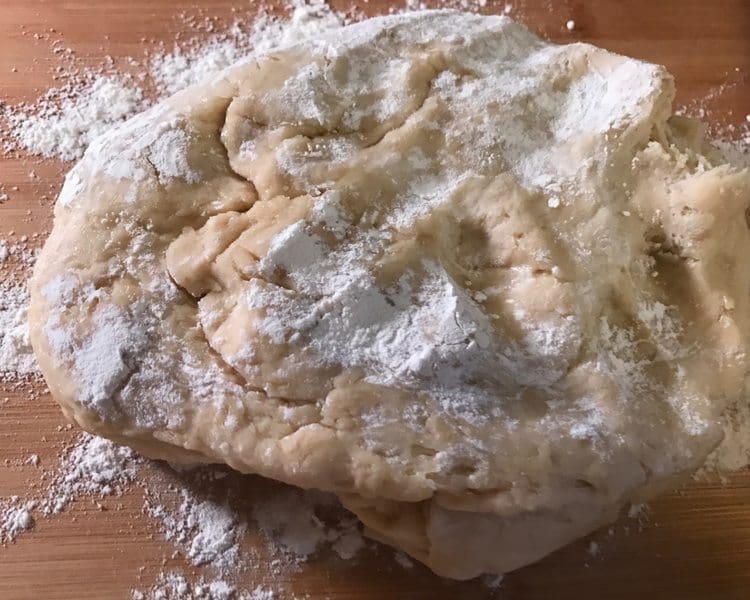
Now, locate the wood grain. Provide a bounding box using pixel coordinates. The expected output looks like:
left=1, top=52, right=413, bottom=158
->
left=1, top=1, right=749, bottom=599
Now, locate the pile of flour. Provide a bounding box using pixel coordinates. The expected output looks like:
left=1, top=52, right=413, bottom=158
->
left=2, top=76, right=144, bottom=161
left=0, top=282, right=38, bottom=379
left=146, top=486, right=246, bottom=571
left=0, top=501, right=34, bottom=543
left=131, top=572, right=277, bottom=600
left=0, top=238, right=40, bottom=381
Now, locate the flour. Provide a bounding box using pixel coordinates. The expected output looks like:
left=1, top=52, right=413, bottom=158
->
left=146, top=488, right=244, bottom=571
left=134, top=464, right=368, bottom=580
left=0, top=432, right=140, bottom=547
left=151, top=35, right=252, bottom=97
left=132, top=572, right=276, bottom=600
left=246, top=198, right=503, bottom=418
left=44, top=433, right=140, bottom=514
left=0, top=501, right=35, bottom=542
left=704, top=397, right=750, bottom=472
left=150, top=0, right=344, bottom=96
left=0, top=239, right=37, bottom=269
left=147, top=125, right=201, bottom=184
left=41, top=276, right=147, bottom=418
left=248, top=0, right=344, bottom=55
left=484, top=574, right=504, bottom=589
left=243, top=194, right=565, bottom=422
left=713, top=121, right=750, bottom=169
left=394, top=551, right=414, bottom=570
left=252, top=488, right=365, bottom=564
left=0, top=282, right=39, bottom=378
left=3, top=76, right=144, bottom=161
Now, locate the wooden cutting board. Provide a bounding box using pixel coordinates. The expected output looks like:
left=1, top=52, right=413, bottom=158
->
left=1, top=1, right=749, bottom=598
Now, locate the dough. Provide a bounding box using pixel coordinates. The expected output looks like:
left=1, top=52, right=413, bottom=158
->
left=29, top=11, right=750, bottom=579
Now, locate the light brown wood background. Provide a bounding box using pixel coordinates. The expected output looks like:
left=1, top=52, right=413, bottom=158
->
left=1, top=1, right=749, bottom=599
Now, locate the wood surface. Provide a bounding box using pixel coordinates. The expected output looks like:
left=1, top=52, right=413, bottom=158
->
left=1, top=1, right=749, bottom=598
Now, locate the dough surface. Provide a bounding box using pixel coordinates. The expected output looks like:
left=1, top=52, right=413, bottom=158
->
left=29, top=11, right=750, bottom=579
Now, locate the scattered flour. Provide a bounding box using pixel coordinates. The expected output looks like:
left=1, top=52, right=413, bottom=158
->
left=704, top=398, right=750, bottom=472
left=247, top=0, right=344, bottom=56
left=0, top=282, right=39, bottom=378
left=627, top=502, right=649, bottom=520
left=146, top=487, right=244, bottom=571
left=150, top=32, right=252, bottom=97
left=713, top=122, right=750, bottom=169
left=0, top=434, right=138, bottom=543
left=394, top=551, right=415, bottom=570
left=131, top=571, right=276, bottom=600
left=252, top=488, right=365, bottom=564
left=44, top=433, right=140, bottom=514
left=0, top=500, right=35, bottom=542
left=3, top=76, right=144, bottom=161
left=150, top=0, right=344, bottom=95
left=483, top=574, right=504, bottom=589
left=0, top=238, right=37, bottom=269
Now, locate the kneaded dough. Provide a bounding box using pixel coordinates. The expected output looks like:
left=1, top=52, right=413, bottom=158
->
left=29, top=11, right=750, bottom=579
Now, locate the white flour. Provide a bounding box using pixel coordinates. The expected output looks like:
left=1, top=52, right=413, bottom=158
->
left=0, top=500, right=35, bottom=542
left=151, top=0, right=344, bottom=96
left=0, top=283, right=39, bottom=378
left=0, top=424, right=372, bottom=594
left=0, top=239, right=38, bottom=269
left=246, top=223, right=506, bottom=421
left=248, top=0, right=344, bottom=54
left=713, top=122, right=750, bottom=169
left=394, top=551, right=414, bottom=570
left=252, top=488, right=365, bottom=563
left=132, top=572, right=276, bottom=600
left=3, top=76, right=144, bottom=161
left=0, top=240, right=40, bottom=379
left=146, top=487, right=244, bottom=571
left=44, top=433, right=141, bottom=514
left=150, top=35, right=252, bottom=97
left=0, top=433, right=139, bottom=545
left=704, top=399, right=750, bottom=472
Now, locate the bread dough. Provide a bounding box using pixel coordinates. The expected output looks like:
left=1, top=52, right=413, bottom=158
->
left=29, top=11, right=750, bottom=579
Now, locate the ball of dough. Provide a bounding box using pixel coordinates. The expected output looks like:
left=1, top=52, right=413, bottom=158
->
left=29, top=11, right=750, bottom=579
